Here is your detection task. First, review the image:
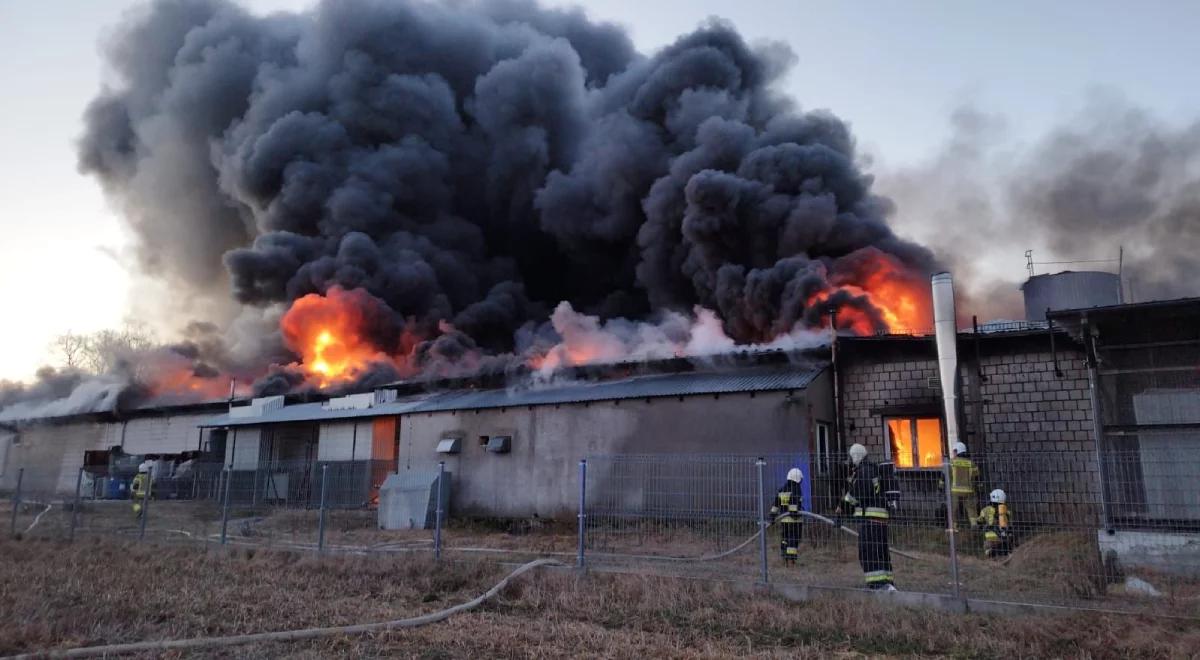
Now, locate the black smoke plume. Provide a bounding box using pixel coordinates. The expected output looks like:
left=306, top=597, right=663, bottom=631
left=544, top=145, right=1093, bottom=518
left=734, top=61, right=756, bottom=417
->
left=78, top=0, right=934, bottom=383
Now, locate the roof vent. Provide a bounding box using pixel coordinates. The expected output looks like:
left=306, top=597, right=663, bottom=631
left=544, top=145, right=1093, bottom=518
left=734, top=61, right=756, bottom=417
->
left=325, top=390, right=398, bottom=411
left=229, top=395, right=285, bottom=418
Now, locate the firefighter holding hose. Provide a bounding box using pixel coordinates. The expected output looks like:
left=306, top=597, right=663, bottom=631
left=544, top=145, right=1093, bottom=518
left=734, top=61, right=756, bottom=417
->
left=836, top=444, right=900, bottom=591
left=769, top=468, right=804, bottom=564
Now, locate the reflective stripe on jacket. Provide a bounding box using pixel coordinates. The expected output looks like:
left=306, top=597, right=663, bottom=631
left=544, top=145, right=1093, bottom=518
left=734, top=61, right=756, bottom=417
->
left=950, top=458, right=978, bottom=495
left=771, top=482, right=804, bottom=522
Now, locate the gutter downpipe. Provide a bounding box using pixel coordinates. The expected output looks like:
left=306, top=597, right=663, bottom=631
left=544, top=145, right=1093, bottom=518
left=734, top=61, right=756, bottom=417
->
left=1082, top=313, right=1114, bottom=534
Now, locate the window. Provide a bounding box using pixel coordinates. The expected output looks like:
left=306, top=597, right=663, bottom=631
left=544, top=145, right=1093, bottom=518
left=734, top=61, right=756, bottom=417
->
left=814, top=422, right=833, bottom=475
left=885, top=417, right=944, bottom=469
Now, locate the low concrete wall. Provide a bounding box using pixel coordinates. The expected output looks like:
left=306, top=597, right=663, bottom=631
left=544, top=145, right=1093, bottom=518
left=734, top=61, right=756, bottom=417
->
left=1099, top=530, right=1200, bottom=577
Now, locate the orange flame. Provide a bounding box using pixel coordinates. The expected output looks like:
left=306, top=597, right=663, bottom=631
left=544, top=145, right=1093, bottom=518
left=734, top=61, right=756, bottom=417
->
left=821, top=248, right=932, bottom=335
left=280, top=286, right=399, bottom=387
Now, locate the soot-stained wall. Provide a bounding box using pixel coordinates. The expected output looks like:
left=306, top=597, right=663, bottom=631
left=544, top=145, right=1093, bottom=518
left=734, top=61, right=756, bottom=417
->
left=398, top=371, right=831, bottom=518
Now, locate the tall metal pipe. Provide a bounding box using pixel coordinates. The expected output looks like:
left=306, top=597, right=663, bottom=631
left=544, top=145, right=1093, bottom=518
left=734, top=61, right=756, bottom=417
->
left=434, top=461, right=445, bottom=560
left=756, top=458, right=769, bottom=585
left=576, top=459, right=587, bottom=570
left=931, top=272, right=962, bottom=598
left=932, top=272, right=961, bottom=454
left=318, top=464, right=329, bottom=553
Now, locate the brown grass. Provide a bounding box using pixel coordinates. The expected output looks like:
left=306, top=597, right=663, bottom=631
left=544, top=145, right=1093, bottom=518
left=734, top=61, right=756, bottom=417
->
left=8, top=500, right=1200, bottom=618
left=2, top=537, right=1200, bottom=659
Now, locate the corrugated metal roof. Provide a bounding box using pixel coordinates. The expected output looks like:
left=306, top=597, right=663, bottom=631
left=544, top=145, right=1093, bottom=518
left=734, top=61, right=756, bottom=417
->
left=201, top=397, right=429, bottom=428
left=201, top=365, right=826, bottom=428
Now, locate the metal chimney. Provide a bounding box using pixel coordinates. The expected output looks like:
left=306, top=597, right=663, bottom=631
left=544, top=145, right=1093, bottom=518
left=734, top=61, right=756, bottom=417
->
left=931, top=272, right=960, bottom=454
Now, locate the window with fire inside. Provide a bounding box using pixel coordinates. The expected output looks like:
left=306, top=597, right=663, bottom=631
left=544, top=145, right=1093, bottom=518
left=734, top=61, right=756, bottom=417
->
left=884, top=417, right=944, bottom=469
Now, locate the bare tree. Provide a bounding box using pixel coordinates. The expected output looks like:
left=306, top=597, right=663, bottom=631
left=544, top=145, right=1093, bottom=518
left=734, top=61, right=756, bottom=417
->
left=80, top=324, right=155, bottom=375
left=50, top=332, right=88, bottom=369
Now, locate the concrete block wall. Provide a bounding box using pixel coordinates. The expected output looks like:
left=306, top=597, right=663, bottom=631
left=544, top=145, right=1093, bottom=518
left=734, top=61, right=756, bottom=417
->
left=841, top=358, right=941, bottom=455
left=840, top=355, right=943, bottom=516
left=838, top=339, right=1100, bottom=527
left=972, top=348, right=1101, bottom=526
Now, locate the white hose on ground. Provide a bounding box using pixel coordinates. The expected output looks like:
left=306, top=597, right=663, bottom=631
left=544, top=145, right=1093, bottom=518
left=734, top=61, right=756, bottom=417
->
left=191, top=513, right=923, bottom=562
left=20, top=503, right=52, bottom=536
left=3, top=558, right=562, bottom=660
left=7, top=499, right=53, bottom=536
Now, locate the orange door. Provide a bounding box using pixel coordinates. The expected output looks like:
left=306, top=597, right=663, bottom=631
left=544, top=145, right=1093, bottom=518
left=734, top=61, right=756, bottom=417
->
left=369, top=417, right=398, bottom=505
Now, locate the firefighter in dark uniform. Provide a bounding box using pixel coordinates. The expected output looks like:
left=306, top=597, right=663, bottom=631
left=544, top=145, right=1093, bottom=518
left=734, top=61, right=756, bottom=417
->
left=836, top=443, right=900, bottom=591
left=769, top=468, right=804, bottom=563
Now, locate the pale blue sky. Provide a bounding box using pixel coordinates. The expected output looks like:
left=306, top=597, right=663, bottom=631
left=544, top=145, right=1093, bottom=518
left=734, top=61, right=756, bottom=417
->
left=1, top=0, right=1198, bottom=381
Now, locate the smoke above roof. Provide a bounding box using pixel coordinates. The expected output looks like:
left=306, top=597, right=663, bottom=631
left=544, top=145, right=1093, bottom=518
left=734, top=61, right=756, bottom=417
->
left=0, top=0, right=947, bottom=417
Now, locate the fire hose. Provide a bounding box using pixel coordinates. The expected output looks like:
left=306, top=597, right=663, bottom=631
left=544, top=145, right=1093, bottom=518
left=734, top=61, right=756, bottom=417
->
left=123, top=511, right=924, bottom=562
left=9, top=500, right=53, bottom=536
left=797, top=511, right=922, bottom=561
left=2, top=558, right=563, bottom=660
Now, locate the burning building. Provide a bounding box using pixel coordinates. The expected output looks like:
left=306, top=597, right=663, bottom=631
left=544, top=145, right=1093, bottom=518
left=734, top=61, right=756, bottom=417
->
left=2, top=0, right=1198, bottom=578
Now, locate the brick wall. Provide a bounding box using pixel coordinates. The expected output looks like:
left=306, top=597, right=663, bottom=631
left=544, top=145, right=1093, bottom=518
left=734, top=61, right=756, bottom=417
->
left=838, top=333, right=1101, bottom=527
left=970, top=346, right=1101, bottom=527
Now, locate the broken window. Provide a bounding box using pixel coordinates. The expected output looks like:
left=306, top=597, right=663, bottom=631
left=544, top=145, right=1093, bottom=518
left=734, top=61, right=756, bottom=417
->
left=885, top=417, right=944, bottom=469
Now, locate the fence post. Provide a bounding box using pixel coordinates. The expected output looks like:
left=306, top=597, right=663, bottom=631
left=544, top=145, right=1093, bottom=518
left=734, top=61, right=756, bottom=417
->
left=434, top=461, right=445, bottom=561
left=942, top=461, right=962, bottom=599
left=138, top=473, right=151, bottom=541
left=317, top=464, right=328, bottom=554
left=69, top=467, right=84, bottom=542
left=576, top=459, right=587, bottom=571
left=220, top=467, right=232, bottom=545
left=9, top=468, right=23, bottom=537
left=756, top=458, right=769, bottom=585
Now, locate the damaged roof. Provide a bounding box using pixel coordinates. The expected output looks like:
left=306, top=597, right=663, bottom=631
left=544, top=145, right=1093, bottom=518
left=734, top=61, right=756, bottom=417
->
left=200, top=364, right=827, bottom=428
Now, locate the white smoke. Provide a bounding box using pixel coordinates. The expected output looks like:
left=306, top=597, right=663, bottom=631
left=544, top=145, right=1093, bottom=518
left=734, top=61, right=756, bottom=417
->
left=0, top=375, right=126, bottom=422
left=532, top=302, right=830, bottom=379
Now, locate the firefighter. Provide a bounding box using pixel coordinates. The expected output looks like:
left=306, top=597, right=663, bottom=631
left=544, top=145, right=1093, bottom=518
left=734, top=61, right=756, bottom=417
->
left=836, top=443, right=900, bottom=591
left=131, top=462, right=152, bottom=520
left=975, top=488, right=1013, bottom=558
left=769, top=468, right=804, bottom=563
left=943, top=441, right=980, bottom=530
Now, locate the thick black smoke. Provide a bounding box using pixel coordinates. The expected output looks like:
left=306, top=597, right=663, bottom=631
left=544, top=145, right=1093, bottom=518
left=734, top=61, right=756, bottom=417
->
left=79, top=0, right=935, bottom=384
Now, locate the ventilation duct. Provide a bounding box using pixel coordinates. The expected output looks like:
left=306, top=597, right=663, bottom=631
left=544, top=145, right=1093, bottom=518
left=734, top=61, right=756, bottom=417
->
left=931, top=272, right=960, bottom=455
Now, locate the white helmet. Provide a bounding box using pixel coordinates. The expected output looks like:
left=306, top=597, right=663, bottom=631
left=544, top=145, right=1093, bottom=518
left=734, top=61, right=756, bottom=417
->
left=990, top=489, right=1006, bottom=504
left=953, top=442, right=967, bottom=457
left=137, top=464, right=150, bottom=474
left=848, top=444, right=867, bottom=466
left=787, top=468, right=803, bottom=483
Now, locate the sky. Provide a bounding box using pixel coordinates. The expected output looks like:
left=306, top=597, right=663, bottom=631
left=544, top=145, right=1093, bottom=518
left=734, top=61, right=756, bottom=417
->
left=1, top=0, right=1198, bottom=382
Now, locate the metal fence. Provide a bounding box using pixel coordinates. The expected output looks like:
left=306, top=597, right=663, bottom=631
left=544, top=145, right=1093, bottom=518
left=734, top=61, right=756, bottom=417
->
left=581, top=450, right=1200, bottom=617
left=6, top=448, right=1199, bottom=619
left=1, top=459, right=395, bottom=551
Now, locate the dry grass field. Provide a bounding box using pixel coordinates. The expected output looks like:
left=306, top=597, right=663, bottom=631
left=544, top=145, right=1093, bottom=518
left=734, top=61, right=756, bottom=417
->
left=7, top=498, right=1200, bottom=621
left=2, top=536, right=1200, bottom=659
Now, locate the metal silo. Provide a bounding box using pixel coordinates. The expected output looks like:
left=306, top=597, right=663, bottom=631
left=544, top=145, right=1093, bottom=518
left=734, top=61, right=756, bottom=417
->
left=1021, top=271, right=1121, bottom=321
